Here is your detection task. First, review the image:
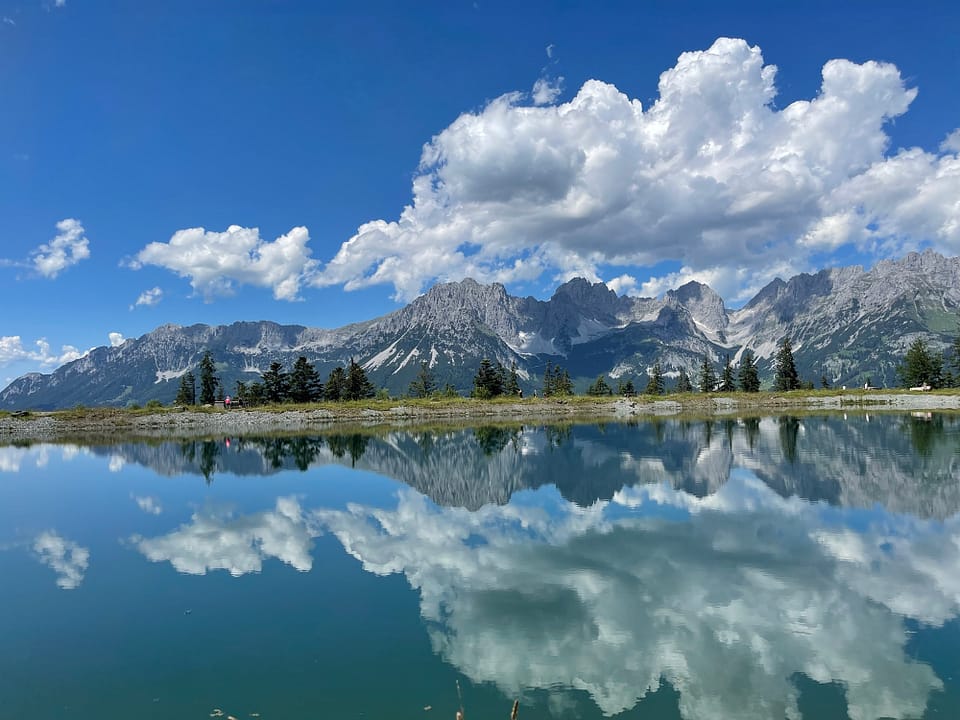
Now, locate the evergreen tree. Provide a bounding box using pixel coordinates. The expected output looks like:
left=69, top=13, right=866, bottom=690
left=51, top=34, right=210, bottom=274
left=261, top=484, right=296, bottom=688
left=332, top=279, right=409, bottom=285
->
left=738, top=350, right=761, bottom=392
left=246, top=381, right=265, bottom=406
left=289, top=356, right=323, bottom=403
left=898, top=339, right=944, bottom=388
left=617, top=378, right=637, bottom=396
left=472, top=358, right=504, bottom=399
left=676, top=367, right=693, bottom=393
left=952, top=326, right=960, bottom=385
left=542, top=363, right=573, bottom=396
left=235, top=380, right=247, bottom=406
left=345, top=358, right=376, bottom=400
left=587, top=374, right=613, bottom=396
left=820, top=374, right=831, bottom=389
left=644, top=363, right=665, bottom=395
left=325, top=366, right=347, bottom=401
left=408, top=361, right=437, bottom=398
left=542, top=362, right=556, bottom=397
left=719, top=354, right=736, bottom=392
left=505, top=361, right=521, bottom=396
left=774, top=338, right=801, bottom=391
left=262, top=361, right=291, bottom=403
left=440, top=383, right=459, bottom=398
left=198, top=351, right=220, bottom=405
left=698, top=355, right=716, bottom=393
left=174, top=371, right=196, bottom=406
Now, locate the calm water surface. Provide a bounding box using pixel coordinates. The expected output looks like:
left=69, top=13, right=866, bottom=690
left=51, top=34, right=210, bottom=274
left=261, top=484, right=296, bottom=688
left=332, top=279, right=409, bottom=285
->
left=2, top=413, right=959, bottom=720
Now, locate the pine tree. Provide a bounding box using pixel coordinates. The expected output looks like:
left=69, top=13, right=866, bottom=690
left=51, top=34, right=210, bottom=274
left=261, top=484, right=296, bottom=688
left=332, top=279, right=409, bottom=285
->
left=898, top=339, right=943, bottom=388
left=543, top=362, right=556, bottom=397
left=408, top=361, right=437, bottom=398
left=198, top=351, right=220, bottom=405
left=644, top=363, right=665, bottom=395
left=676, top=367, right=693, bottom=393
left=719, top=354, right=736, bottom=392
left=174, top=371, right=196, bottom=406
left=440, top=383, right=459, bottom=398
left=542, top=362, right=574, bottom=396
left=952, top=325, right=960, bottom=385
left=325, top=366, right=346, bottom=401
left=235, top=380, right=248, bottom=406
left=289, top=356, right=323, bottom=403
left=587, top=375, right=613, bottom=396
left=698, top=355, right=716, bottom=393
left=774, top=338, right=800, bottom=391
left=472, top=358, right=504, bottom=399
left=738, top=350, right=761, bottom=392
left=246, top=382, right=265, bottom=406
left=505, top=361, right=521, bottom=396
left=262, top=361, right=291, bottom=403
left=345, top=358, right=376, bottom=400
left=617, top=378, right=637, bottom=396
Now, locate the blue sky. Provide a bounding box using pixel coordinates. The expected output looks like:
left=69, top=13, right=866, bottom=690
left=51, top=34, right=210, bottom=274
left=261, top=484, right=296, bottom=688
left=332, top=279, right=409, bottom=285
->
left=2, top=0, right=959, bottom=385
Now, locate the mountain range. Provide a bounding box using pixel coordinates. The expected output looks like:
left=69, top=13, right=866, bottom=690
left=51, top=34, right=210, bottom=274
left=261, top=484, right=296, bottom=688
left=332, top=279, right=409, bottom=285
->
left=2, top=249, right=958, bottom=410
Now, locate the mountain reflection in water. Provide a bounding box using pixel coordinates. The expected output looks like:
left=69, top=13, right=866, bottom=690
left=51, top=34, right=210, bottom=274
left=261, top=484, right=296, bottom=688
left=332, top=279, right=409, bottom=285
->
left=87, top=414, right=960, bottom=517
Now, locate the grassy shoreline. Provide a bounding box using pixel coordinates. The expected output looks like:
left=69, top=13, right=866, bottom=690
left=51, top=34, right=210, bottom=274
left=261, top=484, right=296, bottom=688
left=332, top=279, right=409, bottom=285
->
left=2, top=389, right=959, bottom=444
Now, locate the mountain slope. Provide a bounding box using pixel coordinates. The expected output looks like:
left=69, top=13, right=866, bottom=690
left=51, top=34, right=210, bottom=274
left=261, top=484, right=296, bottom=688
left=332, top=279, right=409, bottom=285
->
left=2, top=251, right=958, bottom=409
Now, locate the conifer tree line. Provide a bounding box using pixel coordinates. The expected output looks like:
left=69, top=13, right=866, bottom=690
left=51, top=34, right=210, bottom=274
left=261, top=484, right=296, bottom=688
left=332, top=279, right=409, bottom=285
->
left=471, top=359, right=522, bottom=399
left=174, top=353, right=377, bottom=406
left=175, top=350, right=220, bottom=406
left=173, top=324, right=960, bottom=407
left=896, top=334, right=960, bottom=389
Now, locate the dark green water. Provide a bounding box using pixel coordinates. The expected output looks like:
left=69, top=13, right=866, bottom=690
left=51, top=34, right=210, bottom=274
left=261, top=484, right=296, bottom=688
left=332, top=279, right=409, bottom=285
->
left=2, top=413, right=959, bottom=720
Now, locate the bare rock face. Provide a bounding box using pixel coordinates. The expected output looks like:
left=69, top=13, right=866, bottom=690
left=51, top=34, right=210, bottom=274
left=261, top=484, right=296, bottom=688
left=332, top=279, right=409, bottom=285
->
left=2, top=251, right=959, bottom=409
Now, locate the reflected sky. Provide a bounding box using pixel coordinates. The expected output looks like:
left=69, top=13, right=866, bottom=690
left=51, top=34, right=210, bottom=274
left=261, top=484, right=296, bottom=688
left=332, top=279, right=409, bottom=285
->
left=2, top=414, right=960, bottom=719
left=312, top=472, right=951, bottom=719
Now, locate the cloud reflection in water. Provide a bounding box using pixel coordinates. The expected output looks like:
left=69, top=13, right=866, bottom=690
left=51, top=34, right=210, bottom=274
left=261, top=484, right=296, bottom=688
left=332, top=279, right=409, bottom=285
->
left=33, top=531, right=90, bottom=590
left=131, top=496, right=314, bottom=576
left=315, top=471, right=950, bottom=720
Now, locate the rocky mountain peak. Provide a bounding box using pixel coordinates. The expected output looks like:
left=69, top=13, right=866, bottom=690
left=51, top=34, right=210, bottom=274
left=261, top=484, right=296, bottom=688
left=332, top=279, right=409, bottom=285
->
left=665, top=281, right=728, bottom=335
left=550, top=277, right=625, bottom=323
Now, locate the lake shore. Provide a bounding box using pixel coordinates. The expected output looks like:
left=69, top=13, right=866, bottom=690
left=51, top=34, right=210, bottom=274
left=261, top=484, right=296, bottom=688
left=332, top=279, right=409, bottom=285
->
left=2, top=391, right=959, bottom=444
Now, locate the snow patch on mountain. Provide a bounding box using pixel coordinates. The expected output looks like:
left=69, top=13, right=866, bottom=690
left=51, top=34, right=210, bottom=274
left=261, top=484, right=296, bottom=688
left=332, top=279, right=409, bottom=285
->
left=364, top=341, right=401, bottom=371
left=572, top=318, right=614, bottom=345
left=155, top=369, right=189, bottom=384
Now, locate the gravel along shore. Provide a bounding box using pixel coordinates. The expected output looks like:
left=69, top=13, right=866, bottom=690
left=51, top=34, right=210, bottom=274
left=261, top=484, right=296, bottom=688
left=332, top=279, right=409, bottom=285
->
left=1, top=393, right=958, bottom=444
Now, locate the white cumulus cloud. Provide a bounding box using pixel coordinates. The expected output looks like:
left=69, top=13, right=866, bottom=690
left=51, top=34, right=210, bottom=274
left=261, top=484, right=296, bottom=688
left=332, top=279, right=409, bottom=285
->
left=108, top=332, right=125, bottom=347
left=314, top=37, right=959, bottom=303
left=604, top=273, right=637, bottom=295
left=131, top=286, right=163, bottom=310
left=0, top=335, right=90, bottom=369
left=29, top=218, right=90, bottom=278
left=531, top=76, right=563, bottom=106
left=131, top=226, right=315, bottom=302
left=33, top=531, right=89, bottom=589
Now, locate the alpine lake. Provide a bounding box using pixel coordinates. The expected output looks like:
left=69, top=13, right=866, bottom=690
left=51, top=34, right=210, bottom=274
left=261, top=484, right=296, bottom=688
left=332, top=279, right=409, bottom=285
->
left=2, top=411, right=960, bottom=720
